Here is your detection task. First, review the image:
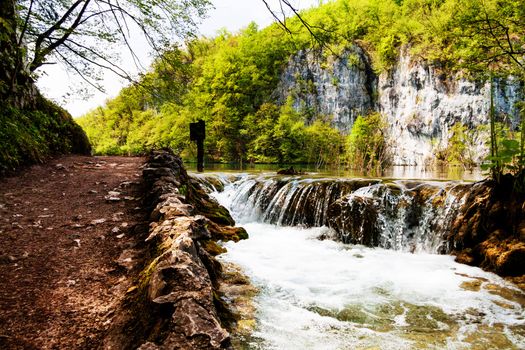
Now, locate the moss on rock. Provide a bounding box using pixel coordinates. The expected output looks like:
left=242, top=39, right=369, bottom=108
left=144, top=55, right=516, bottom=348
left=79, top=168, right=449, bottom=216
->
left=0, top=94, right=91, bottom=174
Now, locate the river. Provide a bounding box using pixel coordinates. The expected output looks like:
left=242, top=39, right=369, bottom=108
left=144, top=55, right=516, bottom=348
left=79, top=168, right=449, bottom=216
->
left=204, top=174, right=525, bottom=349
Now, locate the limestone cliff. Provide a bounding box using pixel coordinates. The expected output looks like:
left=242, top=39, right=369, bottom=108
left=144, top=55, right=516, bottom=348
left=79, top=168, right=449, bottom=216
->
left=277, top=45, right=523, bottom=165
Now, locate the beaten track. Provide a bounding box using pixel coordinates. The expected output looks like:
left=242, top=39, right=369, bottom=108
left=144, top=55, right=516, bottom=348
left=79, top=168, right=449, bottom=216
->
left=0, top=156, right=147, bottom=349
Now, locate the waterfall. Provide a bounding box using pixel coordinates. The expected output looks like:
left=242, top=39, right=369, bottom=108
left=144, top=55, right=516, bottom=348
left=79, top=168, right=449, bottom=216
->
left=197, top=174, right=472, bottom=254
left=328, top=182, right=471, bottom=253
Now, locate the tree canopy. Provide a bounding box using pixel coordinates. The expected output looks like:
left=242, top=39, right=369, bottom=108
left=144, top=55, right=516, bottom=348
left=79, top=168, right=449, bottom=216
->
left=1, top=0, right=211, bottom=99
left=74, top=0, right=524, bottom=170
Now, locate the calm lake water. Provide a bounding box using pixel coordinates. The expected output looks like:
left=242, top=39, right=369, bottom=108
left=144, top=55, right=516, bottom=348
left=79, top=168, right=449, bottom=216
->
left=186, top=163, right=484, bottom=182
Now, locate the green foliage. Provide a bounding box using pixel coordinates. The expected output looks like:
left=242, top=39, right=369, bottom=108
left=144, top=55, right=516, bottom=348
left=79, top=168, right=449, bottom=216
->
left=78, top=0, right=524, bottom=172
left=13, top=0, right=211, bottom=86
left=347, top=113, right=390, bottom=172
left=480, top=121, right=524, bottom=177
left=0, top=95, right=91, bottom=173
left=440, top=122, right=477, bottom=168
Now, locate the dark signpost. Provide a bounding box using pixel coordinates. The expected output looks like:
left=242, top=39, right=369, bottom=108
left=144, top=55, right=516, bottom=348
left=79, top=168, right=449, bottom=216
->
left=190, top=120, right=205, bottom=172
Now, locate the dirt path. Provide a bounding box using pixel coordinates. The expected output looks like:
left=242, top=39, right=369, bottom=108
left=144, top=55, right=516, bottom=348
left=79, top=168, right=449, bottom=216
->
left=0, top=156, right=147, bottom=349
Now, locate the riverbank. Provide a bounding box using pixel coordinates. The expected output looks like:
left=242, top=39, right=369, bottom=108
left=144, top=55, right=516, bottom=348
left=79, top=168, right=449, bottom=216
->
left=0, top=151, right=251, bottom=349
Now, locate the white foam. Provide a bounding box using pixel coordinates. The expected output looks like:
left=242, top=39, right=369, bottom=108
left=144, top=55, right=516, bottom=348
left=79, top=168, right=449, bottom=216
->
left=220, top=223, right=525, bottom=349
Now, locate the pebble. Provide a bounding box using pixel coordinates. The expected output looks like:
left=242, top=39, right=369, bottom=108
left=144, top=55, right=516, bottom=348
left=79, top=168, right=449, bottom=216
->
left=90, top=218, right=106, bottom=225
left=112, top=212, right=124, bottom=221
left=66, top=279, right=77, bottom=287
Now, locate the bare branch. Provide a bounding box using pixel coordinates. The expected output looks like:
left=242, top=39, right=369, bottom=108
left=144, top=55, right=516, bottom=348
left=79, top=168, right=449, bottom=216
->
left=261, top=0, right=292, bottom=34
left=18, top=0, right=34, bottom=46
left=31, top=0, right=93, bottom=72
left=61, top=40, right=132, bottom=81
left=54, top=49, right=105, bottom=93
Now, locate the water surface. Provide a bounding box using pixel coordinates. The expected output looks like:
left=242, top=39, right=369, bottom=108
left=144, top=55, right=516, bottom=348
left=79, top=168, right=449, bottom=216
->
left=213, top=179, right=525, bottom=350
left=188, top=163, right=483, bottom=181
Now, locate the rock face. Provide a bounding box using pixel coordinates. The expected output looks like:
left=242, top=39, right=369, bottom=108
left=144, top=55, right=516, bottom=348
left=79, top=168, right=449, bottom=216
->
left=277, top=45, right=523, bottom=165
left=379, top=48, right=522, bottom=165
left=277, top=46, right=377, bottom=132
left=105, top=150, right=247, bottom=350
left=446, top=177, right=525, bottom=277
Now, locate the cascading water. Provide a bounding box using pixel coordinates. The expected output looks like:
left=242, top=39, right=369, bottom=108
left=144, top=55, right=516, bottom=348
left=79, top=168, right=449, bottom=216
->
left=211, top=174, right=471, bottom=253
left=198, top=173, right=525, bottom=349
left=213, top=175, right=378, bottom=227
left=328, top=181, right=473, bottom=253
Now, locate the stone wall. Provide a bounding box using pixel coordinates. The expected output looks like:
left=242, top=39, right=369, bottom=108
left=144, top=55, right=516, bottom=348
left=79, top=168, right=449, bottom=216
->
left=105, top=150, right=247, bottom=349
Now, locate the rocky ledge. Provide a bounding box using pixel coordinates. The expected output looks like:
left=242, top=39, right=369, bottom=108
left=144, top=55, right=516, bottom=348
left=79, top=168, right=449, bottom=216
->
left=104, top=150, right=248, bottom=349
left=448, top=177, right=525, bottom=282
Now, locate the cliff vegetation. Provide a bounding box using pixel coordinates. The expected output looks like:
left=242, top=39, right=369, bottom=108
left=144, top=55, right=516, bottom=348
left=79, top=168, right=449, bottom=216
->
left=78, top=0, right=524, bottom=174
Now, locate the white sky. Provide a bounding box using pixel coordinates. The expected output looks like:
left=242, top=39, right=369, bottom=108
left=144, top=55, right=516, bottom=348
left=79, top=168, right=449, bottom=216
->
left=36, top=0, right=320, bottom=117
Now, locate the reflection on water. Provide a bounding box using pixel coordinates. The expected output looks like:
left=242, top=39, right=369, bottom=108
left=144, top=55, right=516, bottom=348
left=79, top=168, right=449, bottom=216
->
left=186, top=162, right=484, bottom=181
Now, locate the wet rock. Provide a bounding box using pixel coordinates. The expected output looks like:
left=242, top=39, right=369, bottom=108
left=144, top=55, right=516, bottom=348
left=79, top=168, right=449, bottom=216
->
left=496, top=243, right=525, bottom=276
left=277, top=166, right=304, bottom=175
left=455, top=248, right=475, bottom=265
left=116, top=249, right=140, bottom=270
left=328, top=195, right=380, bottom=246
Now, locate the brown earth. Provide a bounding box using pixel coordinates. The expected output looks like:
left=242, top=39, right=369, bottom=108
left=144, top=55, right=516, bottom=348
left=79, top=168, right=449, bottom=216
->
left=0, top=155, right=147, bottom=349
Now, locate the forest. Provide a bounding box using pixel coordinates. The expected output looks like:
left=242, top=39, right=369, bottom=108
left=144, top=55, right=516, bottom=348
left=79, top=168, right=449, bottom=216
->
left=78, top=0, right=524, bottom=175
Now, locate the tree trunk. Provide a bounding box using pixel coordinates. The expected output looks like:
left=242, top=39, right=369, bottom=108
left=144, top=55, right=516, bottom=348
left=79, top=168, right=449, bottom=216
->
left=0, top=0, right=36, bottom=108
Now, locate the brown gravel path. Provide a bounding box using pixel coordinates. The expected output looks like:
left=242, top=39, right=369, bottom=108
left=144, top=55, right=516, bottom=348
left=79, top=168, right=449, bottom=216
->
left=0, top=156, right=147, bottom=349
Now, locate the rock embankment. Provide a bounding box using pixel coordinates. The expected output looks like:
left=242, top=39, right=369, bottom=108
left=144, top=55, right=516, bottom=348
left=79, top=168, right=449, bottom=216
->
left=448, top=179, right=525, bottom=282
left=104, top=150, right=247, bottom=350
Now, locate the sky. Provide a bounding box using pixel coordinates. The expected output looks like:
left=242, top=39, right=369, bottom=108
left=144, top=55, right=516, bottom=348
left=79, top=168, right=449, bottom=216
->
left=36, top=0, right=320, bottom=117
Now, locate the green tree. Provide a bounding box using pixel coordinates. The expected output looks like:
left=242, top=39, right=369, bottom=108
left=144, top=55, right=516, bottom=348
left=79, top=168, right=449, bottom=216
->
left=347, top=113, right=390, bottom=172
left=1, top=0, right=211, bottom=104
left=445, top=122, right=476, bottom=169
left=433, top=0, right=525, bottom=182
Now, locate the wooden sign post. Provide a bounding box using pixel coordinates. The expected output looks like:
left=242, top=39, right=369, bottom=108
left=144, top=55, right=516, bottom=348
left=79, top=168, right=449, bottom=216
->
left=190, top=120, right=205, bottom=172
